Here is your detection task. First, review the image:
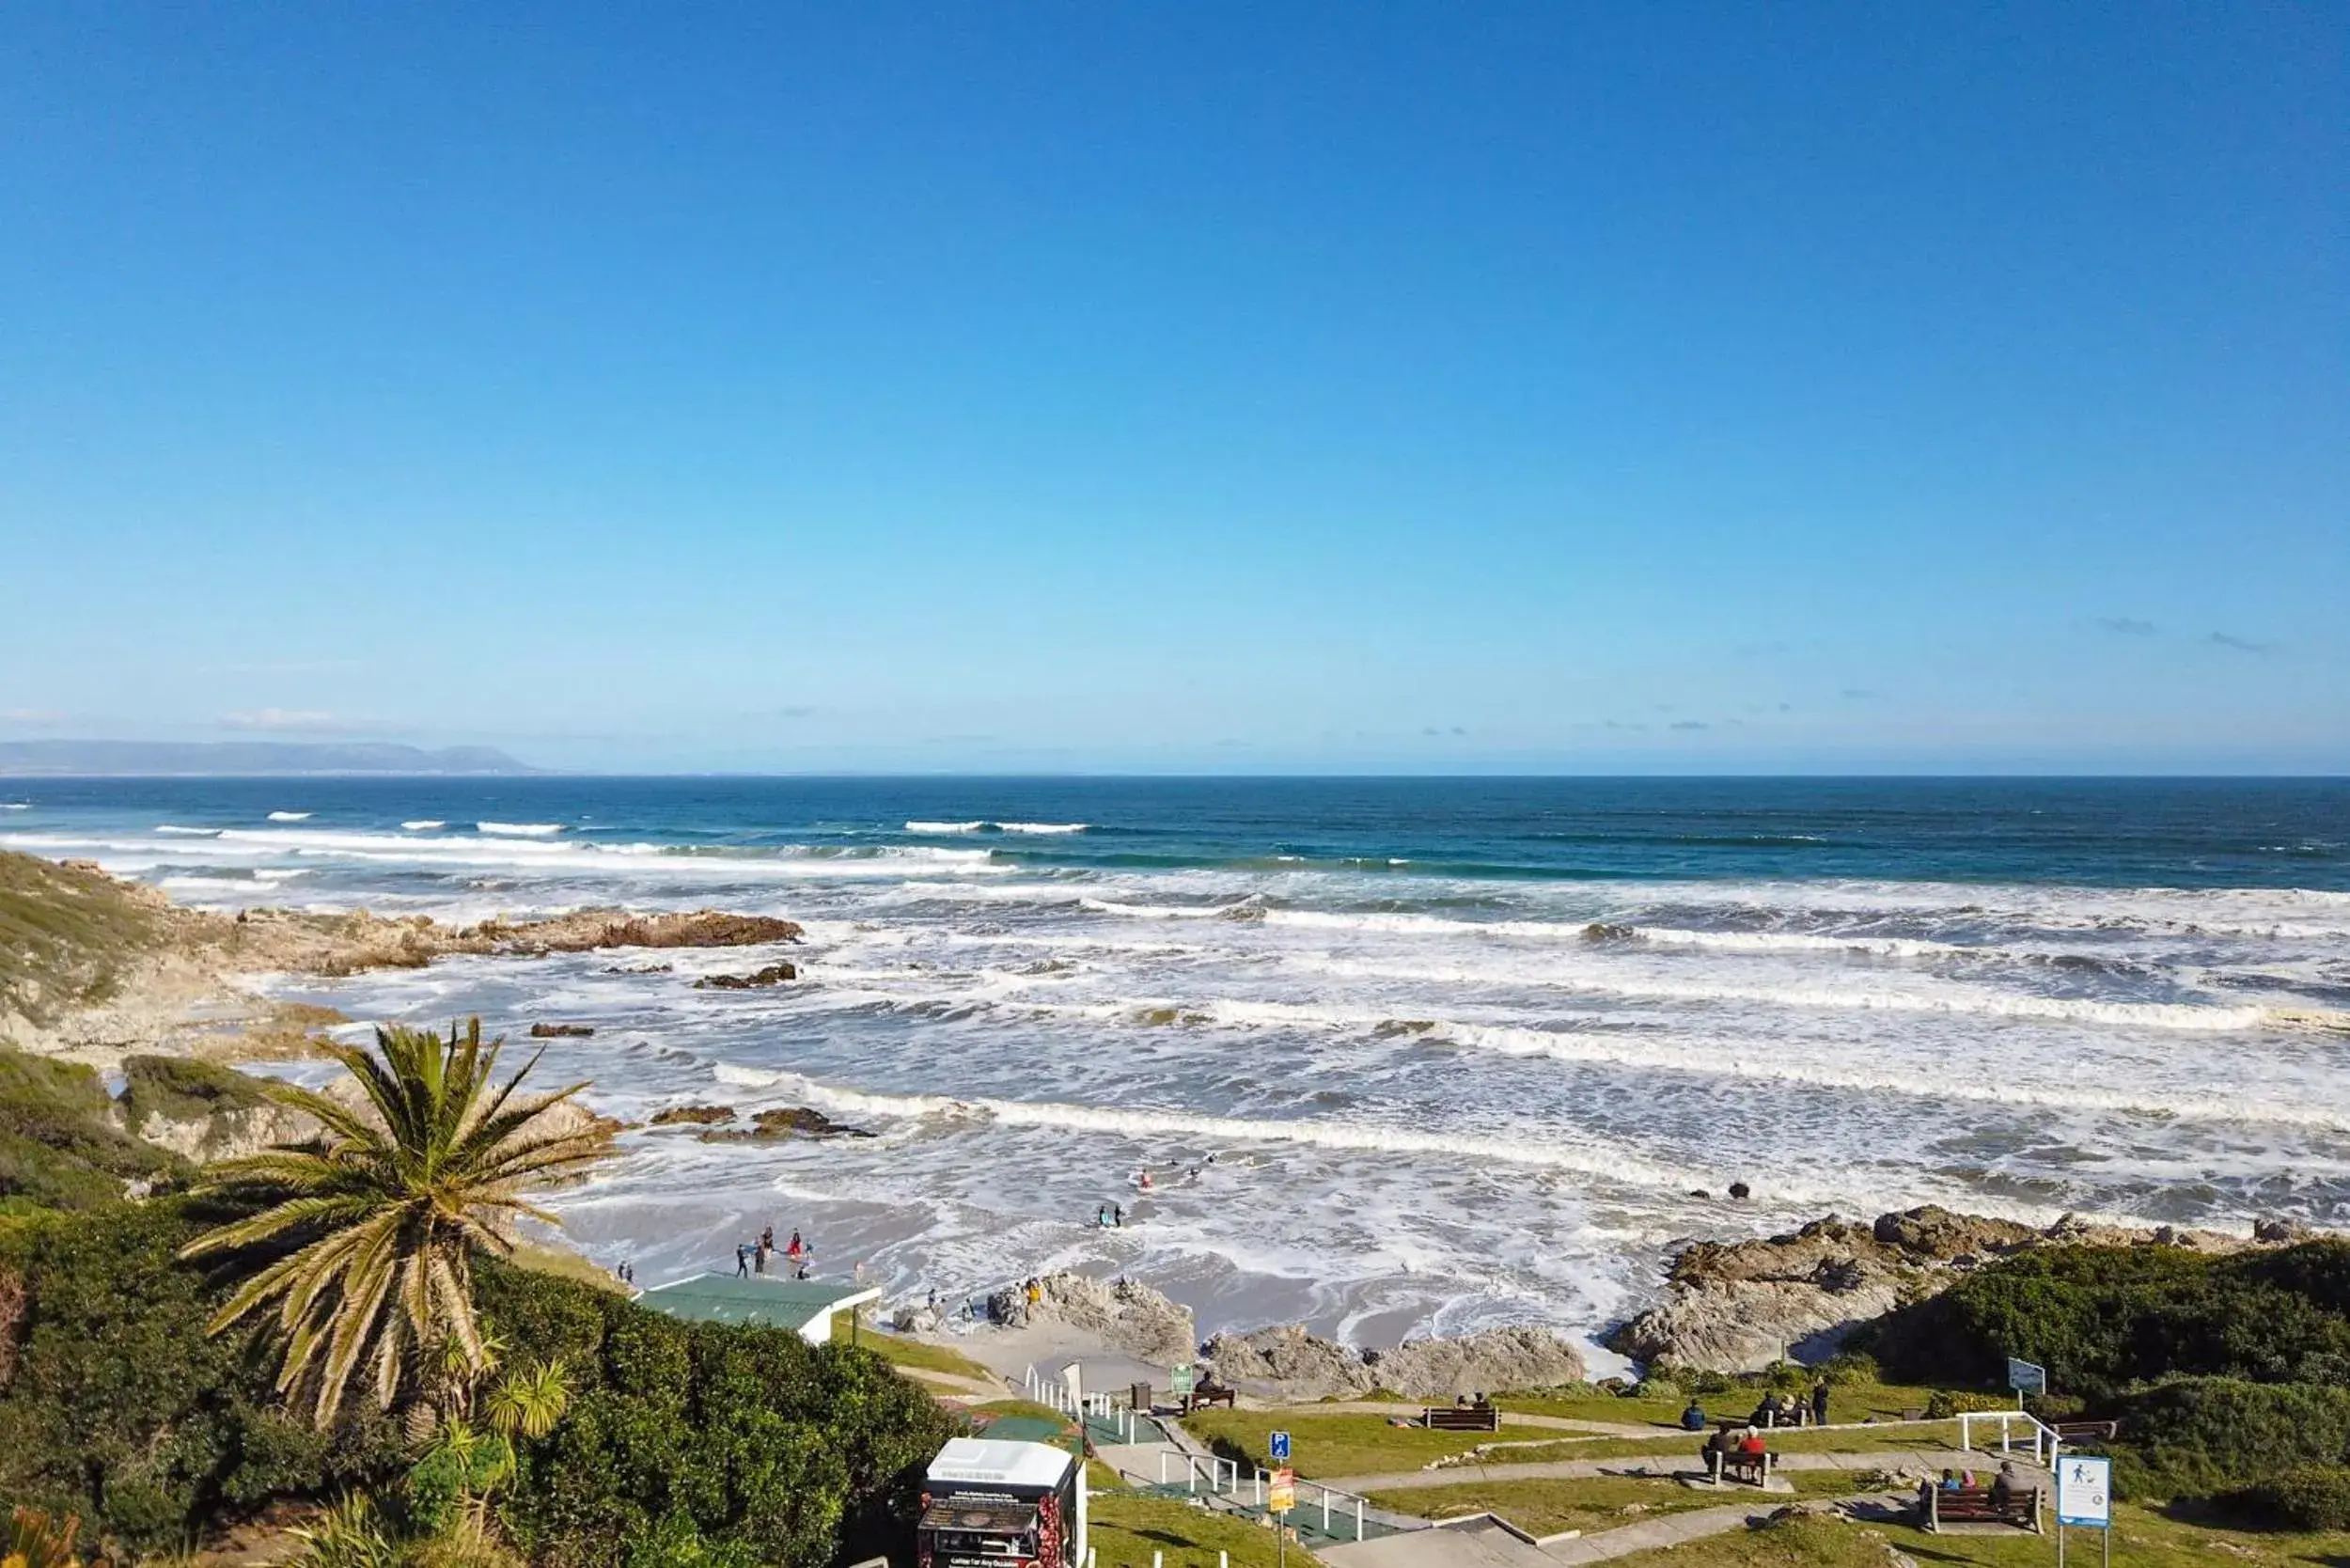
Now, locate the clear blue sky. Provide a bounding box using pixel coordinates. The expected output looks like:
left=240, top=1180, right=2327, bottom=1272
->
left=1, top=4, right=2342, bottom=773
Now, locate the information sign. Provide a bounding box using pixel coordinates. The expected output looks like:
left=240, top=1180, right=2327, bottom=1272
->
left=2059, top=1455, right=2111, bottom=1529
left=1270, top=1430, right=1291, bottom=1463
left=1268, top=1467, right=1295, bottom=1514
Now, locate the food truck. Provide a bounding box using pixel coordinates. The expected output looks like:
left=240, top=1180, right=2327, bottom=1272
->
left=917, top=1438, right=1087, bottom=1568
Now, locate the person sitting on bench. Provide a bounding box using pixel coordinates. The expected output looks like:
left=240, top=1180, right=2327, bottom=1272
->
left=1990, top=1462, right=2018, bottom=1510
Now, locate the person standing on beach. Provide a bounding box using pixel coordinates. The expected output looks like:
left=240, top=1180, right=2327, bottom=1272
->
left=1810, top=1381, right=1829, bottom=1427
left=735, top=1244, right=751, bottom=1278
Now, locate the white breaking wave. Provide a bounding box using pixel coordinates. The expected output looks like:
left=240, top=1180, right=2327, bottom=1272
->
left=1620, top=925, right=1971, bottom=960
left=478, top=821, right=564, bottom=837
left=1287, top=951, right=2307, bottom=1034
left=998, top=822, right=1088, bottom=835
left=712, top=1065, right=1711, bottom=1192
left=907, top=822, right=986, bottom=834
left=0, top=803, right=28, bottom=810
left=155, top=824, right=221, bottom=837
left=401, top=820, right=446, bottom=831
left=267, top=810, right=311, bottom=822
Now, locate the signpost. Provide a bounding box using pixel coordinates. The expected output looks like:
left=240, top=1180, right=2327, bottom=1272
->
left=2007, top=1356, right=2047, bottom=1409
left=1269, top=1466, right=1296, bottom=1568
left=1270, top=1431, right=1291, bottom=1464
left=2057, top=1453, right=2112, bottom=1567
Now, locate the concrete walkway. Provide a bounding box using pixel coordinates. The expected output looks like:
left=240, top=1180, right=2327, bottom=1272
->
left=1328, top=1448, right=2005, bottom=1494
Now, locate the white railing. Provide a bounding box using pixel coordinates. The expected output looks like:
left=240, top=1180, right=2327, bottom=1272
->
left=1959, top=1409, right=2062, bottom=1467
left=1150, top=1451, right=1377, bottom=1543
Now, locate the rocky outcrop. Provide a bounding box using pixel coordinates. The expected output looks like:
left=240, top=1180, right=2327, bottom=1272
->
left=697, top=1105, right=873, bottom=1142
left=1610, top=1204, right=2292, bottom=1373
left=984, top=1273, right=1196, bottom=1365
left=529, top=1022, right=596, bottom=1038
left=1200, top=1322, right=1588, bottom=1402
left=1200, top=1325, right=1373, bottom=1400
left=1370, top=1326, right=1588, bottom=1400
left=232, top=907, right=805, bottom=977
left=650, top=1103, right=736, bottom=1126
left=693, top=963, right=797, bottom=990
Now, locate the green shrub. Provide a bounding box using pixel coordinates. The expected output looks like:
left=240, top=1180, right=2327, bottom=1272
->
left=472, top=1262, right=955, bottom=1568
left=1925, top=1388, right=2013, bottom=1419
left=0, top=1199, right=400, bottom=1557
left=2109, top=1377, right=2350, bottom=1500
left=1865, top=1242, right=2350, bottom=1399
left=2229, top=1464, right=2350, bottom=1530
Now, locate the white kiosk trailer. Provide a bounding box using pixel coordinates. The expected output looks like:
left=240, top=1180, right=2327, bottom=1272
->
left=917, top=1438, right=1086, bottom=1568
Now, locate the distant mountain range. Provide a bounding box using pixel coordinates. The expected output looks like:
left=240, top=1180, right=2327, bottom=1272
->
left=0, top=741, right=537, bottom=776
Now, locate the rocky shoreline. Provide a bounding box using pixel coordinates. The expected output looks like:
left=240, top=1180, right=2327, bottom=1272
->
left=1607, top=1203, right=2316, bottom=1372
left=0, top=849, right=802, bottom=1067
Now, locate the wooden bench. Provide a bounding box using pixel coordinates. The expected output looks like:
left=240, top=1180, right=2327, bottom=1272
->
left=1423, top=1403, right=1500, bottom=1433
left=1183, top=1379, right=1238, bottom=1413
left=1923, top=1485, right=2042, bottom=1532
left=1706, top=1448, right=1772, bottom=1486
left=2052, top=1419, right=2121, bottom=1443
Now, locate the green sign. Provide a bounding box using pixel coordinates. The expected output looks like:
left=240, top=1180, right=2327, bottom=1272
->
left=1170, top=1363, right=1195, bottom=1397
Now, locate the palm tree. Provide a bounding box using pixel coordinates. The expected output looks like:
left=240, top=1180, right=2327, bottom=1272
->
left=180, top=1019, right=618, bottom=1426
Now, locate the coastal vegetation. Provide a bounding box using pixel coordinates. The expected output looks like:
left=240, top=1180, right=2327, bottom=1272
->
left=0, top=1014, right=955, bottom=1565
left=178, top=1019, right=618, bottom=1426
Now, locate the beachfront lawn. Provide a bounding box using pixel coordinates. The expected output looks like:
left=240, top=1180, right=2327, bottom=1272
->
left=1365, top=1470, right=1862, bottom=1537
left=1179, top=1409, right=1496, bottom=1478
left=1496, top=1376, right=1944, bottom=1430
left=1455, top=1419, right=1964, bottom=1467
left=833, top=1314, right=996, bottom=1381
left=1604, top=1503, right=2350, bottom=1566
left=1088, top=1494, right=1321, bottom=1568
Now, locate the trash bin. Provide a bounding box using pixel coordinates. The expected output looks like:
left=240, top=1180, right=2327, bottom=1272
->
left=1131, top=1381, right=1154, bottom=1414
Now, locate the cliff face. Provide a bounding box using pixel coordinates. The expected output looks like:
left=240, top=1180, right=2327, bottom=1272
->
left=1607, top=1205, right=2275, bottom=1372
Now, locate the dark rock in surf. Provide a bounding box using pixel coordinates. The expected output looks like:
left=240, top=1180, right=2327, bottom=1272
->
left=528, top=1022, right=596, bottom=1038
left=693, top=962, right=797, bottom=990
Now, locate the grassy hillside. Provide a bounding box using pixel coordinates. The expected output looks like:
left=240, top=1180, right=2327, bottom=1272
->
left=0, top=850, right=166, bottom=1035
left=0, top=1045, right=186, bottom=1209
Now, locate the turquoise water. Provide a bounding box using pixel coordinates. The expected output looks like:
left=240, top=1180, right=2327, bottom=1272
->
left=8, top=776, right=2347, bottom=1351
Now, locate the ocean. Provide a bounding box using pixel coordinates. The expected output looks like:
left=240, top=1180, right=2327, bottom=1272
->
left=8, top=776, right=2348, bottom=1358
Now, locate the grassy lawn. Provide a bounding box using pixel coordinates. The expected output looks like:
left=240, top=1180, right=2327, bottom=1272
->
left=972, top=1399, right=1080, bottom=1435
left=1605, top=1504, right=2350, bottom=1566
left=1088, top=1494, right=1322, bottom=1568
left=1456, top=1419, right=1965, bottom=1468
left=1367, top=1470, right=1863, bottom=1536
left=1179, top=1409, right=1496, bottom=1479
left=511, top=1239, right=630, bottom=1294
left=833, top=1314, right=996, bottom=1381
left=1496, top=1377, right=1944, bottom=1430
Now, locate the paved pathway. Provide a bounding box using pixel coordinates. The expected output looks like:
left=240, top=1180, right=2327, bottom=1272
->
left=1328, top=1447, right=2007, bottom=1494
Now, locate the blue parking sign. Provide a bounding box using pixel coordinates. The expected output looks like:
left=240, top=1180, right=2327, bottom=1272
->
left=1270, top=1430, right=1291, bottom=1462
